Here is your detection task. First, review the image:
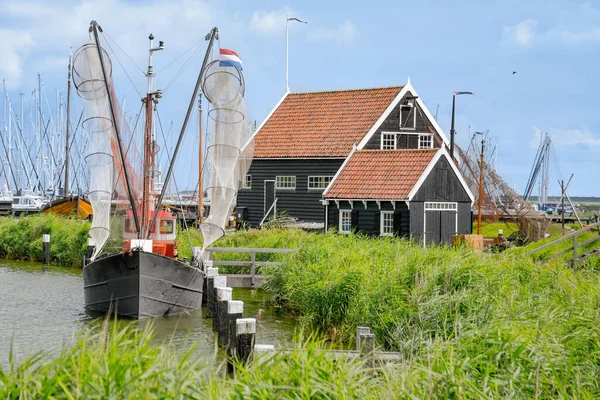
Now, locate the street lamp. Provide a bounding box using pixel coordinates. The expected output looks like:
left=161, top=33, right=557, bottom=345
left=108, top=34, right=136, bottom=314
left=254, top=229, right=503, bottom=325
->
left=475, top=131, right=486, bottom=235
left=449, top=91, right=474, bottom=159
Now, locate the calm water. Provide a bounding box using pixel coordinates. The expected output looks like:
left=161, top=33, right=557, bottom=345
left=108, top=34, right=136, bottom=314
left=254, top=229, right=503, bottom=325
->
left=0, top=261, right=296, bottom=365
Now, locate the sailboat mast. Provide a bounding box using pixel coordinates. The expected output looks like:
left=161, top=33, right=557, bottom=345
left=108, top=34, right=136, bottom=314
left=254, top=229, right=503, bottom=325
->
left=64, top=49, right=72, bottom=196
left=142, top=33, right=163, bottom=237
left=146, top=27, right=218, bottom=239
left=198, top=94, right=203, bottom=221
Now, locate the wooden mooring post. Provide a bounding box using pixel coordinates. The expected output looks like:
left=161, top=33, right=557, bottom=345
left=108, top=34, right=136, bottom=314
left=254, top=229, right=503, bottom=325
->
left=207, top=274, right=226, bottom=318
left=42, top=234, right=50, bottom=264
left=214, top=287, right=232, bottom=346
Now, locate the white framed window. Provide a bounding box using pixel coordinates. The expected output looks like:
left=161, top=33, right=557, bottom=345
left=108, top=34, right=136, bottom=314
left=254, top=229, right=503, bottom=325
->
left=400, top=104, right=416, bottom=130
left=381, top=133, right=396, bottom=149
left=242, top=174, right=252, bottom=189
left=380, top=211, right=394, bottom=237
left=308, top=176, right=333, bottom=190
left=418, top=134, right=433, bottom=149
left=424, top=202, right=457, bottom=211
left=275, top=176, right=296, bottom=189
left=339, top=210, right=352, bottom=234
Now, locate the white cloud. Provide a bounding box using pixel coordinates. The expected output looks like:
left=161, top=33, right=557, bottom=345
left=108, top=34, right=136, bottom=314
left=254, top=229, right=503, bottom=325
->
left=249, top=7, right=293, bottom=35
left=502, top=19, right=537, bottom=47
left=309, top=20, right=358, bottom=47
left=0, top=0, right=218, bottom=88
left=559, top=28, right=600, bottom=44
left=532, top=127, right=600, bottom=149
left=0, top=29, right=34, bottom=85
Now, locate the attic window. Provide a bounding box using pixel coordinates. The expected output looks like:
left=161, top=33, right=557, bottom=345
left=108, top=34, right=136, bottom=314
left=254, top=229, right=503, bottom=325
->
left=400, top=104, right=416, bottom=130
left=381, top=133, right=396, bottom=149
left=418, top=134, right=433, bottom=149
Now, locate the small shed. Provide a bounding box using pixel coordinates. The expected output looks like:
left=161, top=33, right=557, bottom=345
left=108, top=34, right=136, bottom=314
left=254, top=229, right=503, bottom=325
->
left=323, top=146, right=474, bottom=245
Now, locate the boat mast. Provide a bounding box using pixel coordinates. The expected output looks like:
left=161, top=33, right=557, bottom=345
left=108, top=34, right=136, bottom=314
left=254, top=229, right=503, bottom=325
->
left=198, top=94, right=203, bottom=222
left=147, top=27, right=218, bottom=239
left=90, top=21, right=141, bottom=234
left=64, top=49, right=72, bottom=196
left=142, top=33, right=163, bottom=238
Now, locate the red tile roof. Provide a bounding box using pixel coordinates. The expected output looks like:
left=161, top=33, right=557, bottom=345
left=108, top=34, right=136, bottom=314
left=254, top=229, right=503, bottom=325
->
left=325, top=149, right=437, bottom=199
left=253, top=87, right=403, bottom=158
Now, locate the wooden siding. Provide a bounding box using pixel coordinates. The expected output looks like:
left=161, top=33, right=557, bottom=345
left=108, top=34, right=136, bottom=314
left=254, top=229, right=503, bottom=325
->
left=411, top=156, right=471, bottom=202
left=236, top=158, right=344, bottom=226
left=327, top=200, right=410, bottom=237
left=363, top=90, right=443, bottom=150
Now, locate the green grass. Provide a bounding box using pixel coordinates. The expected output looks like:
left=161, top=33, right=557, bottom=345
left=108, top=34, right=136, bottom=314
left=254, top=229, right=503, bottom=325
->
left=0, top=214, right=90, bottom=267
left=3, top=228, right=600, bottom=397
left=472, top=221, right=519, bottom=237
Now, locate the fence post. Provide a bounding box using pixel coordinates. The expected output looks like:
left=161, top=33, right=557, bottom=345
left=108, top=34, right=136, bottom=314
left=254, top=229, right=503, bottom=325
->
left=42, top=234, right=50, bottom=264
left=235, top=318, right=256, bottom=366
left=207, top=275, right=226, bottom=318
left=356, top=326, right=371, bottom=351
left=215, top=287, right=233, bottom=345
left=253, top=343, right=274, bottom=365
left=203, top=266, right=218, bottom=308
left=226, top=300, right=244, bottom=354
left=573, top=233, right=578, bottom=266
left=250, top=251, right=256, bottom=286
left=359, top=333, right=375, bottom=368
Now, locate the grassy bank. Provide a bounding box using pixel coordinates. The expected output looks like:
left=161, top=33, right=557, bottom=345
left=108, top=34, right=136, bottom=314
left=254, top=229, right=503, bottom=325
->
left=0, top=214, right=90, bottom=267
left=258, top=232, right=600, bottom=396
left=3, top=313, right=599, bottom=398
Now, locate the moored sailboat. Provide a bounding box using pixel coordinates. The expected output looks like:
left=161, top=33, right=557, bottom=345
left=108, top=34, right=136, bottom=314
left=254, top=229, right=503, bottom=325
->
left=77, top=21, right=220, bottom=318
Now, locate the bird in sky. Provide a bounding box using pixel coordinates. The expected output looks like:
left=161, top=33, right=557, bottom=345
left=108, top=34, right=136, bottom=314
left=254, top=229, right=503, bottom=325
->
left=512, top=71, right=517, bottom=75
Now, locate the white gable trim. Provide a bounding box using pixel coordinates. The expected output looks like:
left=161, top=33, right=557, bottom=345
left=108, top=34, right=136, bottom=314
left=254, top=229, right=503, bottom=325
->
left=407, top=146, right=475, bottom=203
left=241, top=91, right=290, bottom=152
left=322, top=144, right=358, bottom=197
left=356, top=81, right=450, bottom=150
left=356, top=86, right=409, bottom=149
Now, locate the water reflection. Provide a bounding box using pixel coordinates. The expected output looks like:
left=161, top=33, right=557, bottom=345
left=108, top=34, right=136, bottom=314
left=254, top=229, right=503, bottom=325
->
left=0, top=261, right=296, bottom=365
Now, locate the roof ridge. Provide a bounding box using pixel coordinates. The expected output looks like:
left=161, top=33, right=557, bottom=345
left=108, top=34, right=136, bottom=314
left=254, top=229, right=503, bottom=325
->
left=356, top=148, right=438, bottom=153
left=289, top=85, right=404, bottom=95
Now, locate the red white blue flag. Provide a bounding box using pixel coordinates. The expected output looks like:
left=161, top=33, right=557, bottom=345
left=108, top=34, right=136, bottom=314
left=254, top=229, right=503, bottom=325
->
left=219, top=48, right=242, bottom=70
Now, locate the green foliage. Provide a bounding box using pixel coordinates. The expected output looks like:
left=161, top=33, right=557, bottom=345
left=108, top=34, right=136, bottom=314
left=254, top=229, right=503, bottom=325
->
left=259, top=231, right=600, bottom=396
left=0, top=214, right=90, bottom=267
left=473, top=221, right=519, bottom=237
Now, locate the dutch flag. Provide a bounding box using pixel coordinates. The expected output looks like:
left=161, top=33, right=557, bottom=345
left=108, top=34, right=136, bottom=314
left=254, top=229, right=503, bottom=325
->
left=219, top=48, right=243, bottom=70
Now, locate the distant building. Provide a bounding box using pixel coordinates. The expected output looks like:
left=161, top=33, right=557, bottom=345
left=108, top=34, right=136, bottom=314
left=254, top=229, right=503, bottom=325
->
left=236, top=81, right=474, bottom=244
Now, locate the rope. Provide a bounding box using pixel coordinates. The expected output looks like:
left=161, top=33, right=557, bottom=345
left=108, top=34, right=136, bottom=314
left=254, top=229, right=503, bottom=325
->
left=156, top=37, right=205, bottom=75
left=100, top=33, right=143, bottom=98
left=162, top=41, right=209, bottom=93
left=102, top=31, right=146, bottom=75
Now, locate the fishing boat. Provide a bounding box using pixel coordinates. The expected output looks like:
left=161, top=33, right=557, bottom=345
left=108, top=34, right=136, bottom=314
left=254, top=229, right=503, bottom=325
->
left=76, top=21, right=226, bottom=318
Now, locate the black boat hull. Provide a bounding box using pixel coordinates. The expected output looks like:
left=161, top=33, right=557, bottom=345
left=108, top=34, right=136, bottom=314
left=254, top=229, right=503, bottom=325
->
left=83, top=250, right=203, bottom=318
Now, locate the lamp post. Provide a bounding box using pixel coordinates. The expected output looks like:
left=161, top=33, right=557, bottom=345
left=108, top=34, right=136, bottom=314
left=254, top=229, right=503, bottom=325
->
left=475, top=131, right=486, bottom=235
left=449, top=91, right=473, bottom=159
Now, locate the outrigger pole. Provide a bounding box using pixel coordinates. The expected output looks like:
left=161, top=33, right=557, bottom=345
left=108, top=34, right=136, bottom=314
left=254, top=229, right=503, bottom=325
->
left=146, top=27, right=218, bottom=239
left=91, top=21, right=141, bottom=235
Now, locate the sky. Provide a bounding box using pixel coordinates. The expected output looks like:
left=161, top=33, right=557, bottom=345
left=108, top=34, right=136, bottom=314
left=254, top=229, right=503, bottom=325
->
left=1, top=0, right=599, bottom=196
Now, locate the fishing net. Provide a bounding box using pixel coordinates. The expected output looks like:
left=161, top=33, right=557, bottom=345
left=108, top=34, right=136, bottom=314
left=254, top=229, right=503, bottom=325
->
left=73, top=41, right=142, bottom=259
left=199, top=60, right=254, bottom=250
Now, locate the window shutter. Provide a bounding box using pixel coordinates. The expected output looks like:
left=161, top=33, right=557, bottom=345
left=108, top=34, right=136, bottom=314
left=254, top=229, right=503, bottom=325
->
left=393, top=211, right=402, bottom=235
left=351, top=210, right=359, bottom=231
left=374, top=211, right=381, bottom=234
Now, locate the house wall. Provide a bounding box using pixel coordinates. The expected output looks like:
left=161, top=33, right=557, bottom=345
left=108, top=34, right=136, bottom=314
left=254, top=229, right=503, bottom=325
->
left=409, top=155, right=472, bottom=244
left=363, top=90, right=443, bottom=150
left=326, top=155, right=472, bottom=244
left=236, top=158, right=344, bottom=226
left=327, top=200, right=410, bottom=237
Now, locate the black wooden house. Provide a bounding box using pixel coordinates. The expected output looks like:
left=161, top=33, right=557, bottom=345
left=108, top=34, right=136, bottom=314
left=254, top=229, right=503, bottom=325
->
left=236, top=80, right=474, bottom=244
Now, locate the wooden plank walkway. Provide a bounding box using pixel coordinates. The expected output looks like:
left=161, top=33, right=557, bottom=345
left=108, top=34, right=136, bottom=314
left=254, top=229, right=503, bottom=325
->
left=205, top=247, right=295, bottom=288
